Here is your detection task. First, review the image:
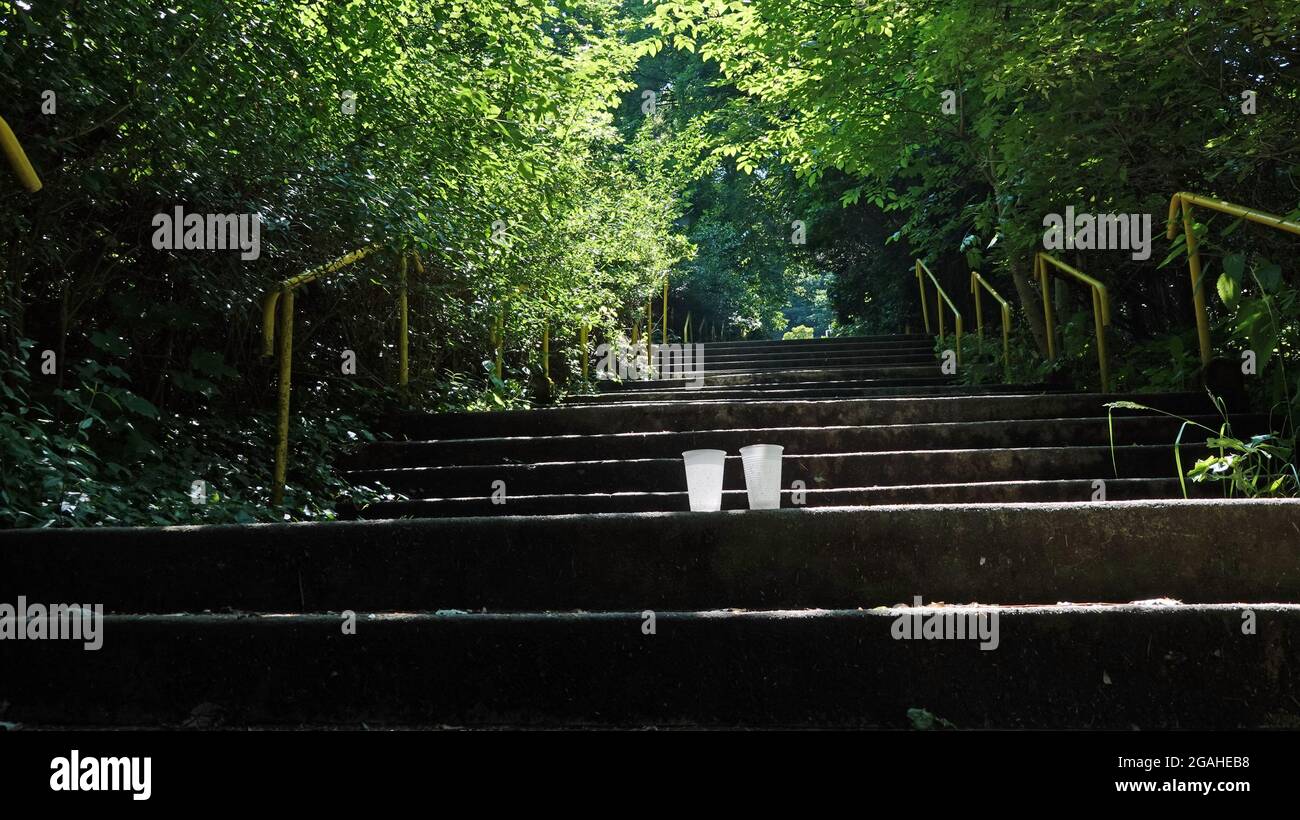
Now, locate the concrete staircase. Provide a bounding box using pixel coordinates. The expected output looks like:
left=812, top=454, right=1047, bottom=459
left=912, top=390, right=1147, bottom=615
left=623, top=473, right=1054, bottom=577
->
left=2, top=334, right=1298, bottom=729
left=343, top=334, right=1262, bottom=517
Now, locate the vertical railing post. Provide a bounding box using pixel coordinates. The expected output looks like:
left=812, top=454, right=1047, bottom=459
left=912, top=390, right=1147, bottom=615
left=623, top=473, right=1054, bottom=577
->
left=1177, top=197, right=1214, bottom=369
left=1037, top=252, right=1110, bottom=390
left=579, top=323, right=589, bottom=381
left=271, top=287, right=294, bottom=507
left=1000, top=303, right=1011, bottom=383
left=915, top=261, right=931, bottom=333
left=936, top=286, right=945, bottom=345
left=1092, top=287, right=1111, bottom=392
left=1167, top=193, right=1300, bottom=372
left=645, top=296, right=653, bottom=379
left=1037, top=254, right=1056, bottom=361
left=955, top=314, right=963, bottom=367
left=662, top=277, right=668, bottom=345
left=542, top=320, right=550, bottom=384
left=971, top=271, right=1013, bottom=382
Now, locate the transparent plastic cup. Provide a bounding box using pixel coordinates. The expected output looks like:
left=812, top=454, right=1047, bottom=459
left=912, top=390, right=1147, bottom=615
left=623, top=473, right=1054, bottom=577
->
left=739, top=444, right=784, bottom=510
left=682, top=449, right=727, bottom=511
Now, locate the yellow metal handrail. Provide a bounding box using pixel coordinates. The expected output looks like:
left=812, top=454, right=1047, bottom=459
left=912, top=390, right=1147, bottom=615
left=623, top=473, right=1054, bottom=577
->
left=1166, top=192, right=1300, bottom=368
left=645, top=295, right=652, bottom=378
left=1, top=115, right=42, bottom=192
left=661, top=275, right=669, bottom=345
left=542, top=320, right=550, bottom=384
left=970, top=271, right=1011, bottom=382
left=261, top=244, right=416, bottom=505
left=915, top=259, right=963, bottom=365
left=1035, top=252, right=1111, bottom=391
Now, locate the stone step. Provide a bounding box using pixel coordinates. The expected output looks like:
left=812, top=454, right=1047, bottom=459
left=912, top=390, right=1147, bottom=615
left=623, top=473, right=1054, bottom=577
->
left=686, top=338, right=935, bottom=354
left=598, top=365, right=949, bottom=388
left=3, top=603, right=1297, bottom=728
left=641, top=362, right=939, bottom=380
left=567, top=382, right=1054, bottom=404
left=698, top=333, right=933, bottom=351
left=394, top=391, right=1213, bottom=439
left=346, top=443, right=1210, bottom=497
left=690, top=347, right=936, bottom=365
left=8, top=500, right=1294, bottom=614
left=693, top=353, right=937, bottom=371
left=591, top=376, right=957, bottom=397
left=343, top=414, right=1254, bottom=469
left=355, top=477, right=1218, bottom=517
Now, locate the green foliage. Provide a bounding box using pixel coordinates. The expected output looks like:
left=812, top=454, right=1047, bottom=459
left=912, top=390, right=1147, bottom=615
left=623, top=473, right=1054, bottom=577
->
left=782, top=324, right=813, bottom=340
left=1189, top=434, right=1298, bottom=497
left=907, top=707, right=956, bottom=731
left=649, top=0, right=1300, bottom=355
left=6, top=0, right=1300, bottom=526
left=944, top=325, right=1052, bottom=388
left=0, top=307, right=397, bottom=526
left=1, top=0, right=693, bottom=527
left=1105, top=397, right=1299, bottom=499
left=1107, top=215, right=1300, bottom=499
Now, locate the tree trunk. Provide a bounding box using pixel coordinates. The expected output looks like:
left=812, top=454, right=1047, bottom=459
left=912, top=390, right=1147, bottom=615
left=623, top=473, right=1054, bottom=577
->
left=984, top=144, right=1048, bottom=355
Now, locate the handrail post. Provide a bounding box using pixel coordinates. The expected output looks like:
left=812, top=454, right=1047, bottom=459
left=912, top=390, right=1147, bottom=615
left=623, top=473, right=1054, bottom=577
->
left=1092, top=287, right=1111, bottom=392
left=271, top=286, right=294, bottom=506
left=259, top=244, right=379, bottom=509
left=1037, top=254, right=1056, bottom=360
left=915, top=261, right=931, bottom=333
left=936, top=286, right=945, bottom=344
left=645, top=296, right=653, bottom=378
left=1176, top=196, right=1213, bottom=368
left=542, top=320, right=550, bottom=384
left=916, top=259, right=963, bottom=363
left=1166, top=192, right=1300, bottom=371
left=1000, top=303, right=1011, bottom=382
left=971, top=271, right=1013, bottom=382
left=955, top=314, right=963, bottom=367
left=662, top=277, right=668, bottom=346
left=1036, top=252, right=1110, bottom=390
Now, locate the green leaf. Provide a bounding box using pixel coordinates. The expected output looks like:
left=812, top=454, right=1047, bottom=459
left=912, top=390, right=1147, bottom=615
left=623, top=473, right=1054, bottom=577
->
left=1254, top=261, right=1282, bottom=293
left=1216, top=272, right=1239, bottom=307
left=1222, top=252, right=1245, bottom=284
left=118, top=392, right=161, bottom=419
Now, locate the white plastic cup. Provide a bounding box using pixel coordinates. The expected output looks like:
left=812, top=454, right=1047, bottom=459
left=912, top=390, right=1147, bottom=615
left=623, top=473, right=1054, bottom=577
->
left=739, top=444, right=784, bottom=510
left=682, top=449, right=727, bottom=511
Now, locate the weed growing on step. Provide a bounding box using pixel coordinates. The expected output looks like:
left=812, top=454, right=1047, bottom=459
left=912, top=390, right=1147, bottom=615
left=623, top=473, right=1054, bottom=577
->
left=1104, top=395, right=1299, bottom=498
left=1102, top=229, right=1300, bottom=498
